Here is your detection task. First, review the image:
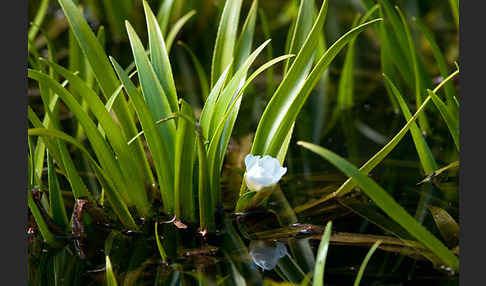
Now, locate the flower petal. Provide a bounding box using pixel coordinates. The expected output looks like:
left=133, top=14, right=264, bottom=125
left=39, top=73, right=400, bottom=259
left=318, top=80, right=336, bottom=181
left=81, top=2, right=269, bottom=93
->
left=245, top=154, right=259, bottom=170
left=244, top=154, right=287, bottom=191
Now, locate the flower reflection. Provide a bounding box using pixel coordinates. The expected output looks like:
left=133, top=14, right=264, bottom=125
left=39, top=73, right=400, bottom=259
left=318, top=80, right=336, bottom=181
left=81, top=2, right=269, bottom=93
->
left=249, top=240, right=288, bottom=271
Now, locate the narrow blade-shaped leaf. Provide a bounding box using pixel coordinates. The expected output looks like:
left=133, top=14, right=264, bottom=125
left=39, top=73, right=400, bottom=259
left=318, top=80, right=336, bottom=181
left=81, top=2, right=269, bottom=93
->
left=384, top=74, right=437, bottom=174
left=337, top=14, right=360, bottom=109
left=395, top=6, right=430, bottom=133
left=414, top=18, right=457, bottom=110
left=47, top=152, right=69, bottom=231
left=252, top=18, right=381, bottom=159
left=284, top=0, right=316, bottom=74
left=45, top=60, right=151, bottom=216
left=166, top=10, right=197, bottom=53
left=353, top=241, right=382, bottom=286
left=143, top=0, right=179, bottom=112
left=28, top=189, right=63, bottom=248
left=296, top=69, right=459, bottom=212
left=196, top=131, right=214, bottom=231
left=250, top=0, right=329, bottom=157
left=178, top=41, right=210, bottom=101
left=58, top=0, right=140, bottom=141
left=208, top=54, right=294, bottom=203
left=313, top=221, right=332, bottom=286
left=427, top=89, right=459, bottom=150
left=209, top=40, right=271, bottom=138
left=126, top=21, right=177, bottom=164
left=234, top=0, right=258, bottom=70
left=28, top=127, right=137, bottom=229
left=106, top=256, right=118, bottom=286
left=211, top=0, right=243, bottom=87
left=155, top=222, right=168, bottom=262
left=111, top=57, right=175, bottom=213
left=157, top=0, right=175, bottom=35
left=298, top=142, right=459, bottom=270
left=28, top=70, right=131, bottom=207
left=200, top=63, right=232, bottom=139
left=174, top=100, right=197, bottom=223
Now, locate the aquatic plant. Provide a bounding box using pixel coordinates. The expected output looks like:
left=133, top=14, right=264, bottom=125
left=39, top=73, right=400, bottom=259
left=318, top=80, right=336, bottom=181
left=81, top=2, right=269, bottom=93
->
left=27, top=0, right=459, bottom=284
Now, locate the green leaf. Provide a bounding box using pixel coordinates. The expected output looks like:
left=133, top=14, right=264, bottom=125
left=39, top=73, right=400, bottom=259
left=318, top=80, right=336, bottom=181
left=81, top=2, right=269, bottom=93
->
left=142, top=0, right=179, bottom=113
left=74, top=25, right=106, bottom=139
left=284, top=0, right=316, bottom=74
left=111, top=57, right=175, bottom=213
left=337, top=4, right=379, bottom=109
left=268, top=0, right=321, bottom=164
left=56, top=139, right=92, bottom=200
left=208, top=54, right=294, bottom=205
left=28, top=137, right=34, bottom=188
left=353, top=241, right=382, bottom=286
left=251, top=17, right=381, bottom=159
left=47, top=152, right=70, bottom=231
left=258, top=8, right=276, bottom=98
left=427, top=89, right=459, bottom=151
left=28, top=70, right=131, bottom=205
left=178, top=41, right=210, bottom=101
left=211, top=0, right=243, bottom=87
left=414, top=18, right=458, bottom=111
left=157, top=0, right=175, bottom=36
left=44, top=60, right=152, bottom=216
left=234, top=188, right=275, bottom=212
left=234, top=0, right=258, bottom=70
left=378, top=1, right=411, bottom=64
left=383, top=74, right=438, bottom=174
left=196, top=132, right=214, bottom=231
left=174, top=100, right=197, bottom=223
left=28, top=0, right=50, bottom=43
left=58, top=0, right=120, bottom=100
left=101, top=0, right=127, bottom=41
left=448, top=0, right=459, bottom=30
left=155, top=222, right=168, bottom=262
left=200, top=63, right=232, bottom=140
left=106, top=256, right=118, bottom=286
left=28, top=127, right=138, bottom=229
left=105, top=85, right=124, bottom=112
left=337, top=14, right=361, bottom=109
left=250, top=0, right=329, bottom=159
left=297, top=142, right=459, bottom=270
left=28, top=106, right=92, bottom=200
left=28, top=99, right=62, bottom=186
left=166, top=10, right=197, bottom=53
left=377, top=1, right=413, bottom=87
left=295, top=69, right=459, bottom=212
left=395, top=6, right=430, bottom=133
left=28, top=189, right=63, bottom=248
left=312, top=221, right=332, bottom=286
left=58, top=0, right=148, bottom=183
left=126, top=20, right=177, bottom=164
left=209, top=40, right=271, bottom=139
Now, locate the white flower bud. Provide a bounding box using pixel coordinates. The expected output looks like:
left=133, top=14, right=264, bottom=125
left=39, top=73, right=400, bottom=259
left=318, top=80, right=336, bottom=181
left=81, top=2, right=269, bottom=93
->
left=244, top=154, right=287, bottom=192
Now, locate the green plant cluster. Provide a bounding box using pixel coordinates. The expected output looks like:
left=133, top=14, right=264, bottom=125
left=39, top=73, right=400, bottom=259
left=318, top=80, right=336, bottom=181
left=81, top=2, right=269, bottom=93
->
left=27, top=0, right=459, bottom=284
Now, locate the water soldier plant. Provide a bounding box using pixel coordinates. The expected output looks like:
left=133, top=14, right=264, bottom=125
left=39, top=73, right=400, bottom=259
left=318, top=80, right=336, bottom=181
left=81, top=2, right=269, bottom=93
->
left=28, top=0, right=459, bottom=284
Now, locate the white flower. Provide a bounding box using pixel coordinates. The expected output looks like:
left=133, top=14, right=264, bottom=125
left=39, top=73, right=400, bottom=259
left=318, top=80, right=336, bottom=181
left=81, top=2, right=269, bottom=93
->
left=244, top=154, right=287, bottom=191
